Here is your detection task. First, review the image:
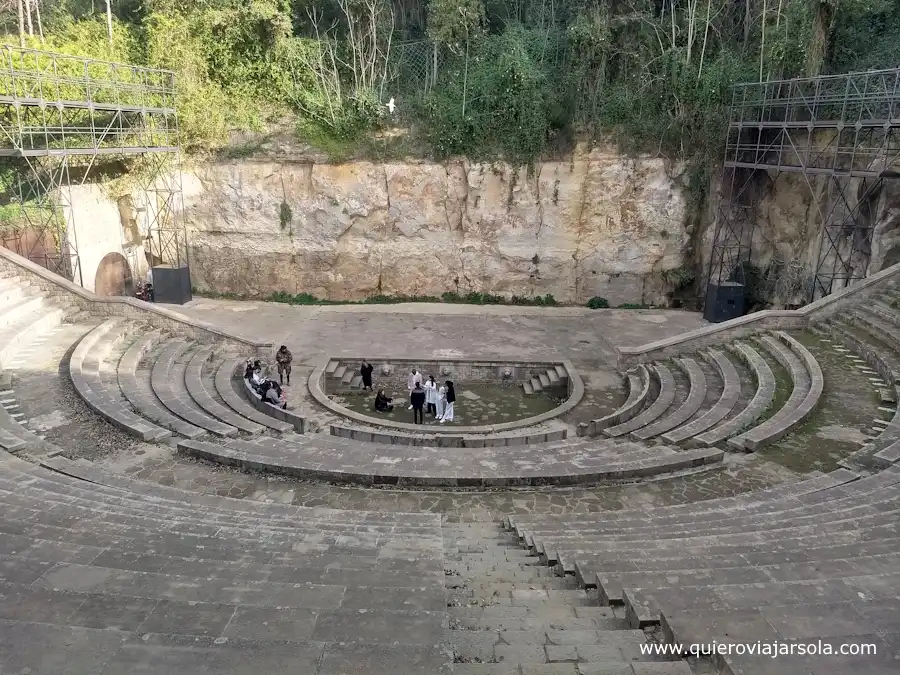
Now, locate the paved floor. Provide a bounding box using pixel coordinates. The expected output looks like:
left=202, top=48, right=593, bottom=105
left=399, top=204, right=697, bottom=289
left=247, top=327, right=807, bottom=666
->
left=167, top=300, right=708, bottom=368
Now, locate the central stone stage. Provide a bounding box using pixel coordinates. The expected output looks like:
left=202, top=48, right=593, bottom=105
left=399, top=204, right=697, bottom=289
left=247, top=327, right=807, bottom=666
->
left=309, top=356, right=585, bottom=434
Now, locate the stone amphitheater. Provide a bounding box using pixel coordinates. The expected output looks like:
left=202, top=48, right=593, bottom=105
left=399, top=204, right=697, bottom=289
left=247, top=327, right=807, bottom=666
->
left=1, top=246, right=899, bottom=675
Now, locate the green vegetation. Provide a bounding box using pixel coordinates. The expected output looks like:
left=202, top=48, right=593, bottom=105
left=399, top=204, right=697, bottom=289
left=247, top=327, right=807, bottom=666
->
left=586, top=297, right=609, bottom=309
left=2, top=0, right=897, bottom=165
left=195, top=287, right=559, bottom=306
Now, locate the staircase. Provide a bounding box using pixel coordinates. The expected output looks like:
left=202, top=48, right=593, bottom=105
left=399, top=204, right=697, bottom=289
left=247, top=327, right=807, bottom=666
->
left=443, top=521, right=692, bottom=674
left=523, top=364, right=569, bottom=395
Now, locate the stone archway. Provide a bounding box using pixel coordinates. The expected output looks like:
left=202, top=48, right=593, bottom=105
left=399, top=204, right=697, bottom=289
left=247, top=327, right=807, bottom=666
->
left=880, top=246, right=900, bottom=272
left=94, top=252, right=133, bottom=297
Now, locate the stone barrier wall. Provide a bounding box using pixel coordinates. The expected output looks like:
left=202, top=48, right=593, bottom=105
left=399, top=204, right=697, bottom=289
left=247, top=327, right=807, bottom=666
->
left=0, top=247, right=271, bottom=358
left=616, top=261, right=900, bottom=369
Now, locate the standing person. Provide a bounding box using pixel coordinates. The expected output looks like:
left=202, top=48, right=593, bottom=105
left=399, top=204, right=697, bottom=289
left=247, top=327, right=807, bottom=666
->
left=360, top=360, right=374, bottom=391
left=424, top=375, right=437, bottom=418
left=410, top=382, right=426, bottom=424
left=440, top=380, right=456, bottom=423
left=435, top=380, right=447, bottom=420
left=407, top=369, right=422, bottom=410
left=276, top=345, right=293, bottom=385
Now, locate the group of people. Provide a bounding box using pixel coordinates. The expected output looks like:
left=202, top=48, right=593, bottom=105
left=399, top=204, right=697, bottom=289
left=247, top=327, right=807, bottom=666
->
left=244, top=352, right=289, bottom=410
left=369, top=365, right=456, bottom=425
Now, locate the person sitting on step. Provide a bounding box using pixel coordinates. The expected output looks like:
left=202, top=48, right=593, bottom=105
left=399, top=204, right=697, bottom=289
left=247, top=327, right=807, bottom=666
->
left=259, top=380, right=287, bottom=409
left=374, top=389, right=393, bottom=412
left=276, top=345, right=293, bottom=385
left=250, top=361, right=265, bottom=388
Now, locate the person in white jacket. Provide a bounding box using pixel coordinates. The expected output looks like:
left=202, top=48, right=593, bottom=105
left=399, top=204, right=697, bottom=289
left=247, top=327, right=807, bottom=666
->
left=424, top=375, right=437, bottom=418
left=407, top=369, right=422, bottom=410
left=435, top=381, right=447, bottom=420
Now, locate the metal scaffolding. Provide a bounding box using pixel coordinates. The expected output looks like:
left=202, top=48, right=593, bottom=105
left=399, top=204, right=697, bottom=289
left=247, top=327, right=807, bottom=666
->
left=706, top=67, right=900, bottom=312
left=0, top=45, right=185, bottom=285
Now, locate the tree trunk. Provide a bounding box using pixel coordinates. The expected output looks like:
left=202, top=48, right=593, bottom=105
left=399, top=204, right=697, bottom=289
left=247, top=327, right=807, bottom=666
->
left=805, top=1, right=832, bottom=77
left=106, top=0, right=114, bottom=46
left=17, top=0, right=25, bottom=47
left=24, top=0, right=33, bottom=35
left=35, top=0, right=44, bottom=42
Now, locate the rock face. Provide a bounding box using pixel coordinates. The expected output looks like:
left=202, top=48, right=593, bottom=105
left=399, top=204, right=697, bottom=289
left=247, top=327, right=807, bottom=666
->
left=182, top=146, right=691, bottom=305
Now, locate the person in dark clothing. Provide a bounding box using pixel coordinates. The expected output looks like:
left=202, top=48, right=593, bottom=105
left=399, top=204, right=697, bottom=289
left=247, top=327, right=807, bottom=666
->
left=260, top=380, right=287, bottom=409
left=276, top=345, right=292, bottom=385
left=244, top=359, right=254, bottom=381
left=440, top=380, right=456, bottom=423
left=410, top=382, right=426, bottom=424
left=374, top=389, right=393, bottom=412
left=360, top=361, right=374, bottom=391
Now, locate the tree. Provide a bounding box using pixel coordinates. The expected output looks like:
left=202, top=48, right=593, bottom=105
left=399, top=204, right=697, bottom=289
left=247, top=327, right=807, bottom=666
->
left=105, top=0, right=113, bottom=45
left=16, top=0, right=24, bottom=47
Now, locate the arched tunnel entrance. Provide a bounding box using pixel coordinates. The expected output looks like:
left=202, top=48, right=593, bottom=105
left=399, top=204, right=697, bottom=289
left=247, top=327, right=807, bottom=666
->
left=94, top=252, right=133, bottom=297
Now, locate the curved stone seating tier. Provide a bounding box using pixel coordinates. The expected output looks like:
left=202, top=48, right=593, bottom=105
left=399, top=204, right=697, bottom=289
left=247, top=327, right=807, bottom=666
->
left=505, top=469, right=862, bottom=545
left=0, top=449, right=448, bottom=674
left=522, top=472, right=900, bottom=563
left=818, top=320, right=900, bottom=469
left=240, top=376, right=306, bottom=432
left=176, top=434, right=723, bottom=487
left=692, top=341, right=775, bottom=447
left=604, top=363, right=675, bottom=438
left=329, top=422, right=568, bottom=447
left=70, top=320, right=171, bottom=443
left=151, top=340, right=238, bottom=438
left=633, top=357, right=706, bottom=440
left=117, top=330, right=207, bottom=439
left=661, top=349, right=740, bottom=443
left=852, top=307, right=900, bottom=355
left=186, top=348, right=265, bottom=435
left=0, top=294, right=64, bottom=368
left=213, top=358, right=293, bottom=433
left=578, top=364, right=651, bottom=436
left=727, top=332, right=821, bottom=451
left=500, top=466, right=900, bottom=673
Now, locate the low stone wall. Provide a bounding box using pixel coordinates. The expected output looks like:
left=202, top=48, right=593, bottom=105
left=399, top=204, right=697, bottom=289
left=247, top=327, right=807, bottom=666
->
left=329, top=424, right=567, bottom=448
left=616, top=261, right=900, bottom=369
left=324, top=358, right=567, bottom=395
left=0, top=247, right=271, bottom=358
left=309, top=356, right=584, bottom=434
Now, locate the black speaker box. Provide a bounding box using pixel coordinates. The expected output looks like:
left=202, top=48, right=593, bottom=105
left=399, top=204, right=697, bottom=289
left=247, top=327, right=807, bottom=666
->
left=152, top=265, right=192, bottom=305
left=703, top=281, right=745, bottom=323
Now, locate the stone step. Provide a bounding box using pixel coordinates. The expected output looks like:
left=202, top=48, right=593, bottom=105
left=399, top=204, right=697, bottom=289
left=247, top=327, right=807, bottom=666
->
left=448, top=609, right=626, bottom=632
left=523, top=381, right=534, bottom=395
left=555, top=365, right=569, bottom=379
left=547, top=369, right=560, bottom=384
left=349, top=374, right=363, bottom=388
left=634, top=358, right=706, bottom=441
left=445, top=626, right=655, bottom=665
left=694, top=341, right=774, bottom=447
left=341, top=367, right=355, bottom=384
left=605, top=363, right=676, bottom=438
left=324, top=359, right=339, bottom=375
left=530, top=377, right=543, bottom=393
left=332, top=364, right=347, bottom=380
left=539, top=373, right=551, bottom=388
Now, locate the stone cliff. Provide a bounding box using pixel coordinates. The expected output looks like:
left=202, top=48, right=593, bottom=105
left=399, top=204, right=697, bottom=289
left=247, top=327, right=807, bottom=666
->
left=181, top=145, right=691, bottom=305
